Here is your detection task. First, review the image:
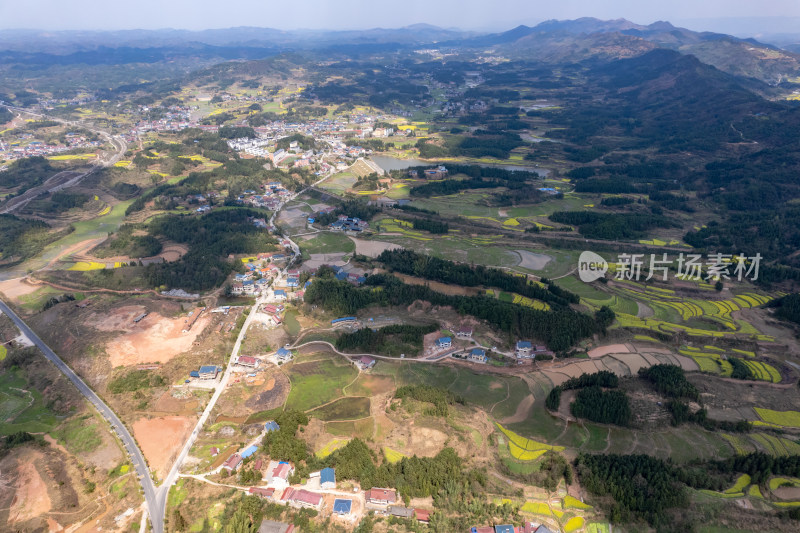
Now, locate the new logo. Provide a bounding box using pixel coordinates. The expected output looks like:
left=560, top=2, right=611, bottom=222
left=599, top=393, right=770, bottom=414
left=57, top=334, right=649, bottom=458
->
left=578, top=251, right=608, bottom=282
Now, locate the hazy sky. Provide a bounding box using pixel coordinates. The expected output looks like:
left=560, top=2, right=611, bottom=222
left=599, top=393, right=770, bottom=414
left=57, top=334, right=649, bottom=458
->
left=1, top=0, right=800, bottom=32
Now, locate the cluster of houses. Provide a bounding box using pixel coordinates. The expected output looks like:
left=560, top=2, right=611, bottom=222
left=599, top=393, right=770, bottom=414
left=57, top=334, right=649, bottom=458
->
left=328, top=214, right=369, bottom=233
left=238, top=182, right=292, bottom=210
left=407, top=165, right=448, bottom=179
left=470, top=523, right=555, bottom=533
left=0, top=132, right=102, bottom=162
left=515, top=341, right=554, bottom=360
left=231, top=253, right=290, bottom=296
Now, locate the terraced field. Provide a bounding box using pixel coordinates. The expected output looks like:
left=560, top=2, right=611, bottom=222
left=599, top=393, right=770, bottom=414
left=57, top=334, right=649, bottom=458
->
left=754, top=408, right=800, bottom=428
left=579, top=277, right=775, bottom=341
left=497, top=423, right=565, bottom=460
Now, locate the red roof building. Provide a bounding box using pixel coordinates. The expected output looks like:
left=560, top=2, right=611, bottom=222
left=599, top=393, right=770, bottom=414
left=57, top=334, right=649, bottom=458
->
left=237, top=355, right=258, bottom=367
left=414, top=509, right=431, bottom=523
left=288, top=489, right=323, bottom=509
left=248, top=487, right=275, bottom=499
left=222, top=453, right=243, bottom=471
left=365, top=487, right=397, bottom=505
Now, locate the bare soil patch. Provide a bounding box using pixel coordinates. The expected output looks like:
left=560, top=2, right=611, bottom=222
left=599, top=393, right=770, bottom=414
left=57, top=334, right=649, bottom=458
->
left=86, top=305, right=147, bottom=332
left=8, top=451, right=51, bottom=524
left=245, top=372, right=290, bottom=411
left=132, top=416, right=194, bottom=479
left=774, top=487, right=800, bottom=500
left=393, top=272, right=480, bottom=296
left=105, top=311, right=210, bottom=367
left=588, top=344, right=631, bottom=358
left=349, top=237, right=402, bottom=258
left=500, top=393, right=534, bottom=424
left=0, top=277, right=39, bottom=299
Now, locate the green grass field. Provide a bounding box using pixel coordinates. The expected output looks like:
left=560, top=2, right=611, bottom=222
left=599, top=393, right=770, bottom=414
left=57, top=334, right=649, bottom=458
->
left=283, top=309, right=302, bottom=337
left=285, top=358, right=358, bottom=411
left=299, top=232, right=355, bottom=255
left=52, top=414, right=102, bottom=454
left=0, top=368, right=58, bottom=434
left=308, top=397, right=370, bottom=421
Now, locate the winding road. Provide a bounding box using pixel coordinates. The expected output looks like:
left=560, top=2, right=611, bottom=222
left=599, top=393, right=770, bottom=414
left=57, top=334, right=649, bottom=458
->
left=0, top=299, right=163, bottom=533
left=0, top=105, right=127, bottom=215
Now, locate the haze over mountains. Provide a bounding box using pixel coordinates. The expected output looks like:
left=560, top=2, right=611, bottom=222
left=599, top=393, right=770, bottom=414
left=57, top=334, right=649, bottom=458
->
left=2, top=17, right=800, bottom=91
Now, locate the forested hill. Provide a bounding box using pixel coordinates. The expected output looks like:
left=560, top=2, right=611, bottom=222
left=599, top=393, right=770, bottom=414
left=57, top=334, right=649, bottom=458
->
left=552, top=49, right=774, bottom=152
left=304, top=272, right=613, bottom=351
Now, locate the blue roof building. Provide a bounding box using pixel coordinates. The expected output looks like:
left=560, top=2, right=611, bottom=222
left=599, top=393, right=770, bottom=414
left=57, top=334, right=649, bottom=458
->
left=320, top=467, right=336, bottom=488
left=189, top=370, right=200, bottom=378
left=494, top=526, right=515, bottom=533
left=276, top=347, right=292, bottom=360
left=274, top=289, right=287, bottom=298
left=264, top=421, right=280, bottom=433
left=437, top=337, right=452, bottom=348
left=198, top=365, right=219, bottom=379
left=241, top=445, right=258, bottom=459
left=332, top=499, right=352, bottom=515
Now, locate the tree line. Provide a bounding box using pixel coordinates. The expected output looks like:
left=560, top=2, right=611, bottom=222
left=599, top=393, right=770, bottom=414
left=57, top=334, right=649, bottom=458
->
left=376, top=249, right=579, bottom=307
left=545, top=370, right=619, bottom=410
left=304, top=275, right=612, bottom=351
left=334, top=323, right=438, bottom=357
left=394, top=385, right=465, bottom=417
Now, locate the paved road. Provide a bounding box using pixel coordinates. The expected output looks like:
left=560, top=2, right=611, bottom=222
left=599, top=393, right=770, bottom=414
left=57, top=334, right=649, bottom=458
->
left=157, top=290, right=266, bottom=512
left=0, top=106, right=127, bottom=215
left=0, top=299, right=163, bottom=533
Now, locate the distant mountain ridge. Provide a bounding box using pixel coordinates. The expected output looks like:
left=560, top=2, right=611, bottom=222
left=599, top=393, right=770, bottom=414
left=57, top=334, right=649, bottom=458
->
left=465, top=17, right=800, bottom=85
left=2, top=18, right=800, bottom=85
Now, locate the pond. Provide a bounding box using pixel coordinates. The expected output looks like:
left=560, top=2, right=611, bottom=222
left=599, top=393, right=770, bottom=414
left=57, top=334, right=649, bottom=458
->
left=369, top=154, right=549, bottom=176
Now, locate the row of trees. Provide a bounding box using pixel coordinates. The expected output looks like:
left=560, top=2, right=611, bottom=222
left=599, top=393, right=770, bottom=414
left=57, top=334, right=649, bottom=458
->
left=637, top=365, right=699, bottom=401
left=411, top=218, right=449, bottom=234
left=376, top=249, right=579, bottom=307
left=314, top=200, right=381, bottom=226
left=545, top=370, right=619, bottom=410
left=570, top=386, right=631, bottom=426
left=549, top=210, right=678, bottom=241
left=334, top=323, right=438, bottom=357
left=304, top=275, right=612, bottom=351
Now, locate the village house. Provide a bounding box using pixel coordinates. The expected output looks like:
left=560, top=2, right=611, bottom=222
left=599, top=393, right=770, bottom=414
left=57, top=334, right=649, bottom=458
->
left=389, top=506, right=415, bottom=519
left=264, top=421, right=280, bottom=433
left=257, top=519, right=294, bottom=533
left=236, top=355, right=259, bottom=368
left=285, top=488, right=323, bottom=510
left=365, top=487, right=397, bottom=506
left=436, top=336, right=452, bottom=349
left=356, top=356, right=376, bottom=370
left=222, top=453, right=243, bottom=471
left=469, top=348, right=487, bottom=364
left=414, top=509, right=431, bottom=524
left=516, top=341, right=533, bottom=358
left=332, top=499, right=352, bottom=516
left=273, top=289, right=287, bottom=301
left=320, top=467, right=336, bottom=489
left=268, top=462, right=294, bottom=490
left=248, top=487, right=275, bottom=500
left=276, top=347, right=293, bottom=362
left=456, top=325, right=473, bottom=338
left=198, top=365, right=219, bottom=380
